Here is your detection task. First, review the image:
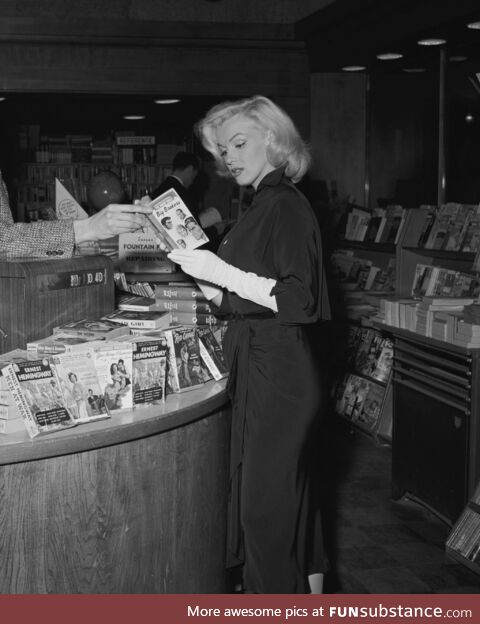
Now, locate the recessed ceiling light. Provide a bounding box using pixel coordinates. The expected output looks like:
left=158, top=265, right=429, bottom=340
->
left=402, top=67, right=426, bottom=73
left=417, top=38, right=446, bottom=46
left=467, top=21, right=480, bottom=30
left=154, top=98, right=181, bottom=104
left=449, top=55, right=468, bottom=62
left=465, top=114, right=475, bottom=123
left=0, top=97, right=6, bottom=102
left=341, top=65, right=366, bottom=72
left=123, top=115, right=145, bottom=120
left=376, top=52, right=403, bottom=60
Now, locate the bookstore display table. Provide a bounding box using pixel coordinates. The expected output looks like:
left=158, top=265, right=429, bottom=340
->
left=0, top=380, right=230, bottom=593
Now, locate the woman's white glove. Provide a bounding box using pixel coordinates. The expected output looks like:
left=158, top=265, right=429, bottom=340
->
left=168, top=249, right=278, bottom=312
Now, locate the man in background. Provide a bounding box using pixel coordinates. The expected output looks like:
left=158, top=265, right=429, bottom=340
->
left=150, top=152, right=200, bottom=218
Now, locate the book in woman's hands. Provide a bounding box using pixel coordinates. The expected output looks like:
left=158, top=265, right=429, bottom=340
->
left=2, top=357, right=77, bottom=438
left=147, top=188, right=209, bottom=251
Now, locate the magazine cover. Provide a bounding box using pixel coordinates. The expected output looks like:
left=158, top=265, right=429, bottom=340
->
left=164, top=326, right=209, bottom=393
left=353, top=382, right=385, bottom=432
left=130, top=337, right=168, bottom=406
left=52, top=350, right=110, bottom=423
left=147, top=188, right=209, bottom=251
left=93, top=343, right=134, bottom=412
left=371, top=339, right=394, bottom=383
left=2, top=357, right=76, bottom=438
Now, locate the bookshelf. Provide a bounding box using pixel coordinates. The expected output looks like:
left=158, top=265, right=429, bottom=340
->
left=327, top=206, right=408, bottom=442
left=12, top=127, right=186, bottom=221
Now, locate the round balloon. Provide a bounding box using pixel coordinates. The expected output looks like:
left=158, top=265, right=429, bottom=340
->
left=86, top=170, right=127, bottom=212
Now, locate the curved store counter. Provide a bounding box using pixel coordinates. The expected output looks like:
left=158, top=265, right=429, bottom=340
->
left=0, top=380, right=231, bottom=594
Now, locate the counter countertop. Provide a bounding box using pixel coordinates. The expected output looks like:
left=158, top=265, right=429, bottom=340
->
left=0, top=379, right=228, bottom=466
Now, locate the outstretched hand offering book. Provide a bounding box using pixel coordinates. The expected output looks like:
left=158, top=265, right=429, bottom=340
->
left=147, top=188, right=209, bottom=251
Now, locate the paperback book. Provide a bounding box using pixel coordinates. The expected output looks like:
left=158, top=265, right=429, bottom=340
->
left=53, top=318, right=131, bottom=340
left=2, top=357, right=77, bottom=438
left=163, top=326, right=210, bottom=393
left=102, top=309, right=172, bottom=330
left=196, top=326, right=228, bottom=381
left=147, top=188, right=209, bottom=251
left=92, top=343, right=134, bottom=412
left=115, top=335, right=168, bottom=406
left=51, top=350, right=110, bottom=423
left=117, top=293, right=159, bottom=312
left=352, top=381, right=385, bottom=433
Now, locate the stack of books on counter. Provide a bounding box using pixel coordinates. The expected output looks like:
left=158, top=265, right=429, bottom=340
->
left=415, top=297, right=475, bottom=338
left=154, top=281, right=221, bottom=327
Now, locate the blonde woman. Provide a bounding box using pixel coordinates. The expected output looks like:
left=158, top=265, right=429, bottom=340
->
left=169, top=95, right=330, bottom=594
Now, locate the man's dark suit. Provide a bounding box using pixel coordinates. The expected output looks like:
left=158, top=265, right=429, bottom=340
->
left=150, top=176, right=199, bottom=219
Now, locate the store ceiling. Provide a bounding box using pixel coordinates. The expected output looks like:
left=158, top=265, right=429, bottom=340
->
left=296, top=0, right=480, bottom=74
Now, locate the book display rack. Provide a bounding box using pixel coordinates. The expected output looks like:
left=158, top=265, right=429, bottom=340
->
left=332, top=325, right=393, bottom=442
left=447, top=480, right=480, bottom=575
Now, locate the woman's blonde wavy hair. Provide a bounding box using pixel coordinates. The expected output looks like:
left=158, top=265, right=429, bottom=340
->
left=195, top=95, right=311, bottom=183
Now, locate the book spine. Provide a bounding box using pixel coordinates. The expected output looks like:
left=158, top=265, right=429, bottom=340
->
left=154, top=299, right=212, bottom=313
left=27, top=343, right=67, bottom=354
left=198, top=337, right=223, bottom=381
left=169, top=312, right=219, bottom=326
left=155, top=285, right=205, bottom=300
left=2, top=365, right=39, bottom=438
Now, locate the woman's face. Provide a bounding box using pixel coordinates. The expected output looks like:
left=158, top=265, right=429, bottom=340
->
left=215, top=114, right=274, bottom=189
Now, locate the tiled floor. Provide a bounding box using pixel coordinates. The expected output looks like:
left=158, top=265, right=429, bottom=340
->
left=321, top=420, right=480, bottom=594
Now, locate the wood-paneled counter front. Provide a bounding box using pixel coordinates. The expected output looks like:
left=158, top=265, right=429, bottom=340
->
left=0, top=380, right=230, bottom=594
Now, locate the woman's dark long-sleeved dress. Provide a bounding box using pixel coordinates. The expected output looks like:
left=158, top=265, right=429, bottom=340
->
left=215, top=167, right=331, bottom=594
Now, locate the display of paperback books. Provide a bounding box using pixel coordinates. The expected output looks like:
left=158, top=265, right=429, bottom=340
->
left=2, top=357, right=77, bottom=438
left=53, top=318, right=131, bottom=340
left=411, top=263, right=479, bottom=299
left=102, top=309, right=172, bottom=330
left=114, top=335, right=168, bottom=406
left=92, top=343, right=134, bottom=412
left=163, top=326, right=211, bottom=393
left=147, top=188, right=209, bottom=251
left=51, top=350, right=110, bottom=423
left=332, top=325, right=393, bottom=439
left=196, top=326, right=228, bottom=381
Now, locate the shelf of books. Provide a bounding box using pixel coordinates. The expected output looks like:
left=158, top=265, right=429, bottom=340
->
left=371, top=201, right=480, bottom=349
left=446, top=481, right=480, bottom=576
left=13, top=129, right=186, bottom=220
